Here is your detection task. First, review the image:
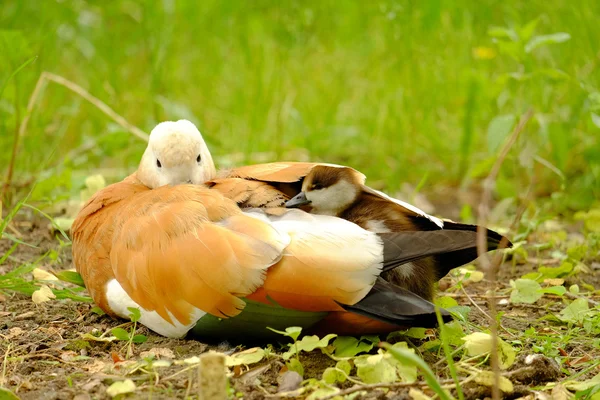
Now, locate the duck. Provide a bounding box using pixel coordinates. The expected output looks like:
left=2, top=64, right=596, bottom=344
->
left=208, top=164, right=510, bottom=302
left=72, top=120, right=488, bottom=341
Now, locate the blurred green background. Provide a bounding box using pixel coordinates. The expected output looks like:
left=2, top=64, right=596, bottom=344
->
left=1, top=1, right=599, bottom=218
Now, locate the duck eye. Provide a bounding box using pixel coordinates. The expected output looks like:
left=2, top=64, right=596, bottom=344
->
left=196, top=154, right=201, bottom=163
left=156, top=159, right=162, bottom=168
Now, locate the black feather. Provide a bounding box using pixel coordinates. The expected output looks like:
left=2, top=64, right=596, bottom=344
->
left=340, top=278, right=452, bottom=328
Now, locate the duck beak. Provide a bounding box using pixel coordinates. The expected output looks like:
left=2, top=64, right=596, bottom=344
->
left=285, top=192, right=311, bottom=208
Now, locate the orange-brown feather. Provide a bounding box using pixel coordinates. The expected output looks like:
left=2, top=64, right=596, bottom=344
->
left=72, top=179, right=288, bottom=325
left=207, top=178, right=290, bottom=208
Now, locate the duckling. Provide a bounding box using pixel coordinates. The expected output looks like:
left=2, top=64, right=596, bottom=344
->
left=285, top=165, right=510, bottom=301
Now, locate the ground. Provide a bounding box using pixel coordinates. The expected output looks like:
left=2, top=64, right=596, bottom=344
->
left=1, top=205, right=599, bottom=400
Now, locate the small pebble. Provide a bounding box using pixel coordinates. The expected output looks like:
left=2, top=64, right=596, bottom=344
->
left=277, top=371, right=303, bottom=393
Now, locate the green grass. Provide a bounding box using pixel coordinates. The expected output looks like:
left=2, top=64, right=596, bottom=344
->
left=1, top=0, right=599, bottom=213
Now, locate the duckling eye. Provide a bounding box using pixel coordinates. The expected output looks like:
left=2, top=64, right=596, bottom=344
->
left=312, top=183, right=323, bottom=190
left=196, top=154, right=201, bottom=163
left=156, top=159, right=162, bottom=168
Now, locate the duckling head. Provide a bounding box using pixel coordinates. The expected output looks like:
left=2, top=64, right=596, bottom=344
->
left=137, top=120, right=216, bottom=188
left=286, top=165, right=362, bottom=215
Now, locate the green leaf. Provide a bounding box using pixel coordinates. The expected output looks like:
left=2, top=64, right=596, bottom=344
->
left=487, top=26, right=518, bottom=41
left=225, top=347, right=265, bottom=367
left=434, top=296, right=459, bottom=308
left=0, top=54, right=37, bottom=100
left=462, top=332, right=516, bottom=369
left=286, top=358, right=304, bottom=377
left=53, top=271, right=86, bottom=288
left=381, top=343, right=451, bottom=400
left=564, top=372, right=600, bottom=391
left=525, top=32, right=571, bottom=53
left=487, top=114, right=516, bottom=154
left=306, top=386, right=339, bottom=400
left=91, top=306, right=105, bottom=316
left=322, top=367, right=347, bottom=384
left=355, top=342, right=417, bottom=384
left=267, top=326, right=302, bottom=341
left=574, top=209, right=600, bottom=233
left=518, top=18, right=540, bottom=42
left=333, top=336, right=374, bottom=357
left=402, top=328, right=427, bottom=339
left=283, top=334, right=336, bottom=359
left=537, top=68, right=570, bottom=81
left=0, top=388, right=22, bottom=400
left=442, top=321, right=466, bottom=346
left=127, top=307, right=142, bottom=322
left=111, top=328, right=130, bottom=341
left=510, top=279, right=543, bottom=304
left=542, top=286, right=567, bottom=296
left=592, top=113, right=600, bottom=129
left=336, top=359, right=351, bottom=375
left=535, top=262, right=574, bottom=281
left=132, top=334, right=148, bottom=344
left=106, top=379, right=136, bottom=398
left=354, top=353, right=397, bottom=383
left=559, top=298, right=590, bottom=324
left=569, top=284, right=580, bottom=294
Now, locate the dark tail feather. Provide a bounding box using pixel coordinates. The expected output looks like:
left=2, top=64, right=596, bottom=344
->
left=430, top=221, right=513, bottom=280
left=340, top=278, right=452, bottom=328
left=379, top=230, right=490, bottom=273
left=441, top=221, right=511, bottom=248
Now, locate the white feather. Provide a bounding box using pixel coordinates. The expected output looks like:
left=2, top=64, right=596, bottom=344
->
left=106, top=279, right=205, bottom=338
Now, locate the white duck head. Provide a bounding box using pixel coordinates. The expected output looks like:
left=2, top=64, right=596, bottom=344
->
left=137, top=120, right=216, bottom=188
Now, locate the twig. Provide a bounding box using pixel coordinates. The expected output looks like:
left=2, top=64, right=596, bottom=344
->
left=476, top=108, right=534, bottom=400
left=317, top=379, right=456, bottom=400
left=461, top=286, right=494, bottom=321
left=2, top=71, right=148, bottom=200
left=445, top=293, right=510, bottom=299
left=40, top=73, right=149, bottom=142
left=1, top=70, right=44, bottom=201
left=0, top=343, right=10, bottom=387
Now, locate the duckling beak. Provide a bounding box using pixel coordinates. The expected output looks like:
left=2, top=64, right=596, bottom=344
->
left=285, top=192, right=311, bottom=208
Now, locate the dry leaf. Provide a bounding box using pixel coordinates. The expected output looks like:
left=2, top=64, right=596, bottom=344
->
left=551, top=383, right=573, bottom=400
left=140, top=347, right=175, bottom=359
left=84, top=360, right=107, bottom=373
left=409, top=388, right=433, bottom=400
left=5, top=327, right=24, bottom=339
left=111, top=351, right=125, bottom=364
left=474, top=371, right=514, bottom=393
left=544, top=278, right=565, bottom=286
left=32, top=268, right=59, bottom=282
left=80, top=333, right=118, bottom=343
left=60, top=351, right=77, bottom=362
left=32, top=285, right=56, bottom=304
left=15, top=311, right=35, bottom=320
